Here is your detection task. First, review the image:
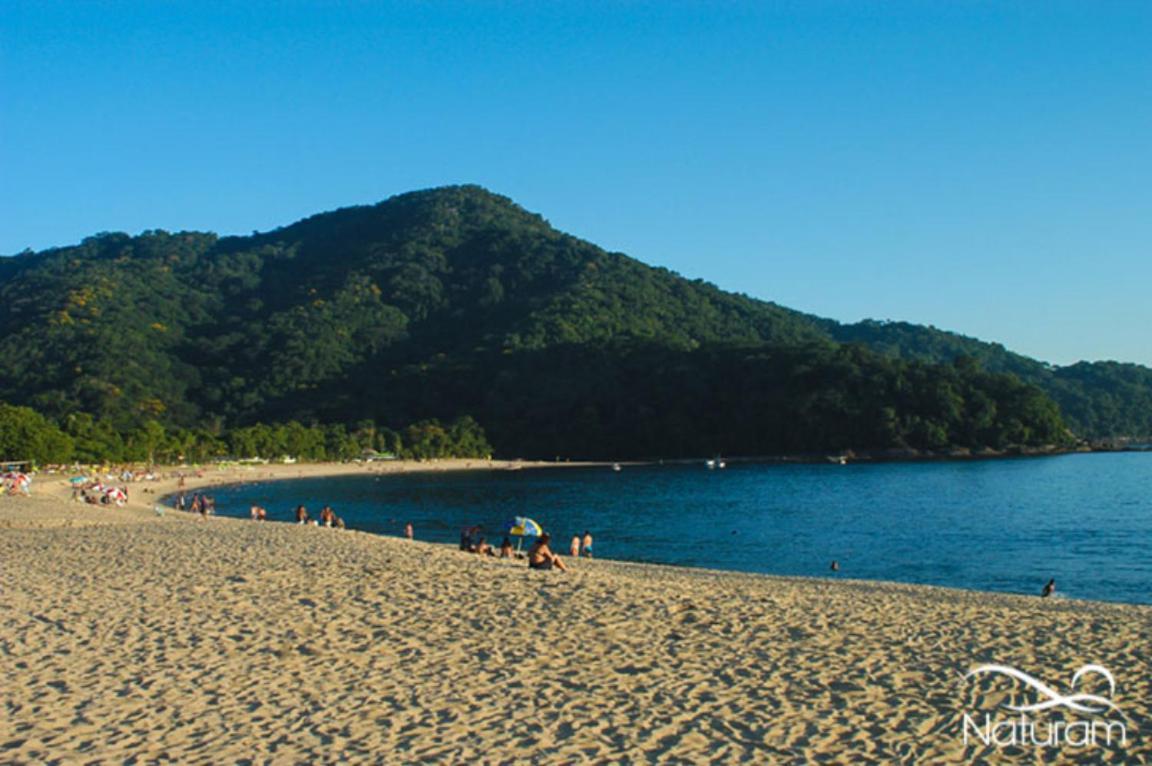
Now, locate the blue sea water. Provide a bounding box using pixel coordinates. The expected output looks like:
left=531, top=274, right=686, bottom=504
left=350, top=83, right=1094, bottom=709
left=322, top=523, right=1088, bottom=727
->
left=192, top=452, right=1152, bottom=605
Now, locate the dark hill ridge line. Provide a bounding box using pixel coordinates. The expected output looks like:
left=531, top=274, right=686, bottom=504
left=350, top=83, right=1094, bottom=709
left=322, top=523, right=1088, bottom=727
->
left=0, top=184, right=1149, bottom=449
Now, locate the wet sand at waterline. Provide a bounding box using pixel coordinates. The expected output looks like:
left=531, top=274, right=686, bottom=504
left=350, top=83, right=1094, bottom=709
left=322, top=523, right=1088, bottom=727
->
left=1, top=466, right=1149, bottom=763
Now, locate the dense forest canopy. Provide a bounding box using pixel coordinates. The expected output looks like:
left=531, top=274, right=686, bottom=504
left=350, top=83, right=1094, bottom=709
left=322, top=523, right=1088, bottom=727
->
left=0, top=185, right=1148, bottom=461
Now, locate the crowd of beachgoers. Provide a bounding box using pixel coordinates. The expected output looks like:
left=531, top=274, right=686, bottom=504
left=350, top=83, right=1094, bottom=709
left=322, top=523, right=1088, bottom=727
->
left=456, top=524, right=594, bottom=571
left=18, top=460, right=595, bottom=576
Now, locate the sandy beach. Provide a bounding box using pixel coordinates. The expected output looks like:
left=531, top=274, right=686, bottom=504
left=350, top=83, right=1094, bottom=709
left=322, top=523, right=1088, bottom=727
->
left=1, top=464, right=1150, bottom=764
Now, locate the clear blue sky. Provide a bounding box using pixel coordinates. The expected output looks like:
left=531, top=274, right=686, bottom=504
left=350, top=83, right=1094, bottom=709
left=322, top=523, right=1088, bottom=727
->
left=3, top=2, right=1150, bottom=366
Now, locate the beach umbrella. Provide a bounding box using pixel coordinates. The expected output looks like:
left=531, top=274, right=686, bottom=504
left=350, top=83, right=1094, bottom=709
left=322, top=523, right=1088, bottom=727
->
left=507, top=516, right=543, bottom=537
left=506, top=516, right=543, bottom=554
left=69, top=476, right=88, bottom=485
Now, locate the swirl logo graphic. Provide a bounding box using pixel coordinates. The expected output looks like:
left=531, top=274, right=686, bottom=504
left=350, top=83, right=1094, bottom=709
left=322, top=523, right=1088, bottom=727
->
left=965, top=664, right=1118, bottom=714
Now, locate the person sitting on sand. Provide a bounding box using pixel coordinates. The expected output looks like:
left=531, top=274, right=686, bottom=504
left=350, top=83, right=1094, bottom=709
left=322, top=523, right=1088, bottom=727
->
left=499, top=537, right=514, bottom=558
left=581, top=530, right=593, bottom=558
left=320, top=505, right=336, bottom=527
left=405, top=522, right=413, bottom=540
left=474, top=537, right=495, bottom=556
left=295, top=505, right=309, bottom=525
left=570, top=535, right=580, bottom=557
left=1042, top=578, right=1055, bottom=598
left=527, top=533, right=567, bottom=571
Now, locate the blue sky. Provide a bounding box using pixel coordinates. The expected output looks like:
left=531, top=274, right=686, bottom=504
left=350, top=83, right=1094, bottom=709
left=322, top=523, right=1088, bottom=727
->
left=2, top=1, right=1150, bottom=366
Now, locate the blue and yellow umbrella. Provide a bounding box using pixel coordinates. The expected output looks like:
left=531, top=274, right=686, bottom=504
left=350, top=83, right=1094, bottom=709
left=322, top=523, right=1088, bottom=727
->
left=507, top=516, right=543, bottom=538
left=506, top=516, right=543, bottom=553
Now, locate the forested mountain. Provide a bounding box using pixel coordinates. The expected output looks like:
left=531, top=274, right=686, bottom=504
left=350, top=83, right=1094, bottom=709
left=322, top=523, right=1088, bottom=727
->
left=0, top=185, right=1147, bottom=460
left=822, top=321, right=1152, bottom=437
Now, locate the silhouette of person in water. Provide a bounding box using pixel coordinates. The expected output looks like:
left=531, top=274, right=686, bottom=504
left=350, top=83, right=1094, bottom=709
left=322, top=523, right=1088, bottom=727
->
left=830, top=560, right=840, bottom=572
left=1041, top=578, right=1056, bottom=598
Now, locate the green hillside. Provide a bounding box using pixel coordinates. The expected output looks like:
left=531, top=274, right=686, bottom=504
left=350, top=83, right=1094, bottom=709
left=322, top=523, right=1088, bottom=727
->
left=0, top=185, right=1145, bottom=460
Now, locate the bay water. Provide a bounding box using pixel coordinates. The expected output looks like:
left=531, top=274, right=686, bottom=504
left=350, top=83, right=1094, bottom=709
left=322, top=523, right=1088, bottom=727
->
left=195, top=452, right=1151, bottom=605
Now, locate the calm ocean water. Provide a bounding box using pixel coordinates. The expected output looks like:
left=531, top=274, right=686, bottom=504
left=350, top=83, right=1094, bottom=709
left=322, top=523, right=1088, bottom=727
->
left=193, top=452, right=1152, bottom=605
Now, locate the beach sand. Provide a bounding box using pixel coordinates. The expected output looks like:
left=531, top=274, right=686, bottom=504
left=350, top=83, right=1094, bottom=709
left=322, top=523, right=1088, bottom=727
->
left=1, top=464, right=1149, bottom=764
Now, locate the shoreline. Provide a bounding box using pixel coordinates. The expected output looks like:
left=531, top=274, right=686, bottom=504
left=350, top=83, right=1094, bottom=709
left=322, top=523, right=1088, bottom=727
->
left=33, top=453, right=1152, bottom=608
left=45, top=457, right=611, bottom=514
left=26, top=457, right=1151, bottom=611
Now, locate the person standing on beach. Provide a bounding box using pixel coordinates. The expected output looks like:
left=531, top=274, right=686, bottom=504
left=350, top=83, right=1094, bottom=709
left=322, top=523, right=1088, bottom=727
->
left=405, top=522, right=413, bottom=540
left=570, top=535, right=580, bottom=557
left=582, top=531, right=593, bottom=558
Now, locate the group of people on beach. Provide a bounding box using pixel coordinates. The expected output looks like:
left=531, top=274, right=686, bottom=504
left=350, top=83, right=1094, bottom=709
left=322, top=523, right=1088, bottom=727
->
left=292, top=504, right=346, bottom=529
left=71, top=482, right=127, bottom=506
left=525, top=531, right=593, bottom=571
left=569, top=531, right=593, bottom=558
left=455, top=525, right=593, bottom=572
left=174, top=492, right=216, bottom=518
left=459, top=525, right=504, bottom=557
